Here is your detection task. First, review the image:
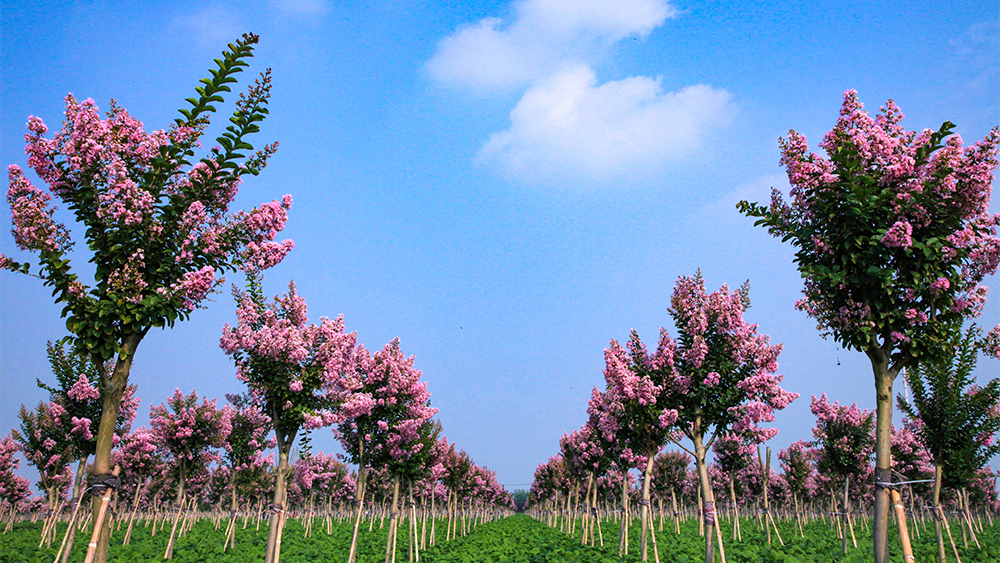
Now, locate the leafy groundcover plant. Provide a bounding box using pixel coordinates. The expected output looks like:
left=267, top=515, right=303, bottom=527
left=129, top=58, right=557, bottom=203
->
left=4, top=514, right=999, bottom=563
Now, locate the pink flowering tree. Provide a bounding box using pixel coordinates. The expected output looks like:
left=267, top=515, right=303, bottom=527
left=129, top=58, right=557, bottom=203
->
left=897, top=326, right=1000, bottom=563
left=595, top=334, right=683, bottom=561
left=150, top=388, right=231, bottom=558
left=220, top=277, right=355, bottom=563
left=558, top=425, right=607, bottom=545
left=0, top=34, right=292, bottom=562
left=890, top=420, right=934, bottom=495
left=810, top=393, right=874, bottom=554
left=651, top=450, right=690, bottom=534
left=712, top=433, right=756, bottom=539
left=12, top=401, right=74, bottom=514
left=603, top=271, right=797, bottom=563
left=294, top=451, right=351, bottom=509
left=0, top=434, right=32, bottom=515
left=113, top=426, right=163, bottom=544
left=331, top=338, right=438, bottom=563
left=738, top=91, right=1000, bottom=562
left=218, top=393, right=273, bottom=549
left=779, top=440, right=817, bottom=536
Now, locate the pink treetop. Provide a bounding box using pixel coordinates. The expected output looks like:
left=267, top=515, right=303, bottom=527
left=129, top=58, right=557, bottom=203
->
left=150, top=389, right=231, bottom=482
left=221, top=279, right=357, bottom=444
left=294, top=452, right=349, bottom=495
left=0, top=433, right=32, bottom=508
left=114, top=426, right=162, bottom=481
left=3, top=82, right=292, bottom=358
left=603, top=272, right=796, bottom=459
left=743, top=90, right=1000, bottom=364
left=810, top=393, right=874, bottom=494
left=778, top=440, right=818, bottom=500
left=332, top=338, right=438, bottom=478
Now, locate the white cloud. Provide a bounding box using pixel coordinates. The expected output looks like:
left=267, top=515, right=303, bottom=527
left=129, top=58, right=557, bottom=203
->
left=428, top=0, right=736, bottom=187
left=477, top=66, right=735, bottom=186
left=427, top=0, right=676, bottom=93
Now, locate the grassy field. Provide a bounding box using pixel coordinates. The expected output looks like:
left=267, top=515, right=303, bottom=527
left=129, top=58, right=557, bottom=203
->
left=2, top=513, right=998, bottom=562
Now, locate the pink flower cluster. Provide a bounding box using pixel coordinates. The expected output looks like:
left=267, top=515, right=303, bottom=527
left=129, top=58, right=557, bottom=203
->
left=150, top=388, right=231, bottom=467
left=66, top=373, right=100, bottom=402
left=881, top=220, right=913, bottom=248
left=6, top=165, right=71, bottom=253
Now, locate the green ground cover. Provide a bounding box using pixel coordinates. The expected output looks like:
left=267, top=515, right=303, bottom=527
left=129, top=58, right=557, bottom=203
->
left=1, top=514, right=997, bottom=562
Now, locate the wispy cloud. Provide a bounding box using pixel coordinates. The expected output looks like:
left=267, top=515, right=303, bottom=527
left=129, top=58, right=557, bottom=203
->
left=428, top=0, right=735, bottom=188
left=477, top=66, right=734, bottom=186
left=427, top=0, right=676, bottom=94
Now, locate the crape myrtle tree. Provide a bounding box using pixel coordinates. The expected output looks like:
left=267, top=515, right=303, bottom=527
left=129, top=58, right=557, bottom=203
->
left=603, top=271, right=797, bottom=563
left=650, top=450, right=690, bottom=534
left=585, top=386, right=648, bottom=556
left=330, top=338, right=437, bottom=563
left=12, top=402, right=74, bottom=519
left=738, top=90, right=1000, bottom=563
left=558, top=426, right=606, bottom=545
left=113, top=426, right=162, bottom=545
left=220, top=276, right=357, bottom=563
left=441, top=444, right=474, bottom=541
left=293, top=451, right=351, bottom=537
left=150, top=388, right=231, bottom=559
left=712, top=434, right=753, bottom=541
left=897, top=325, right=1000, bottom=563
left=810, top=393, right=874, bottom=554
left=778, top=440, right=816, bottom=537
left=598, top=335, right=678, bottom=562
left=219, top=393, right=273, bottom=550
left=0, top=434, right=32, bottom=519
left=1, top=33, right=293, bottom=563
left=37, top=342, right=139, bottom=562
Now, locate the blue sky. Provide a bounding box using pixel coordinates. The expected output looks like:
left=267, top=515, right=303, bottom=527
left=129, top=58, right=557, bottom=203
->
left=2, top=0, right=998, bottom=492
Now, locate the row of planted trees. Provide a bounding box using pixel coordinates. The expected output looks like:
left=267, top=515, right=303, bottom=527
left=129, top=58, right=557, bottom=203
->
left=524, top=87, right=1000, bottom=563
left=526, top=270, right=799, bottom=563
left=0, top=32, right=512, bottom=563
left=0, top=341, right=514, bottom=563
left=529, top=384, right=999, bottom=563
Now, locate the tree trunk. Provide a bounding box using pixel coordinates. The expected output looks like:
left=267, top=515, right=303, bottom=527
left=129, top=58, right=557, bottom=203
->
left=640, top=453, right=655, bottom=561
left=163, top=461, right=188, bottom=559
left=265, top=443, right=292, bottom=563
left=693, top=433, right=717, bottom=563
left=89, top=331, right=144, bottom=563
left=55, top=456, right=89, bottom=563
left=347, top=455, right=367, bottom=563
left=384, top=474, right=400, bottom=563
left=617, top=469, right=629, bottom=556
left=866, top=346, right=900, bottom=563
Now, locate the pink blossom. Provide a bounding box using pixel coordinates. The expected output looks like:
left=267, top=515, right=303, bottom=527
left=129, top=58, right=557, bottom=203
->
left=66, top=373, right=100, bottom=402
left=70, top=417, right=93, bottom=440
left=882, top=220, right=913, bottom=248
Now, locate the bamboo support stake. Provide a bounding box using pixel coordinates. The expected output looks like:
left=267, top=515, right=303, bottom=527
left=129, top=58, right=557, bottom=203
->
left=889, top=489, right=914, bottom=563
